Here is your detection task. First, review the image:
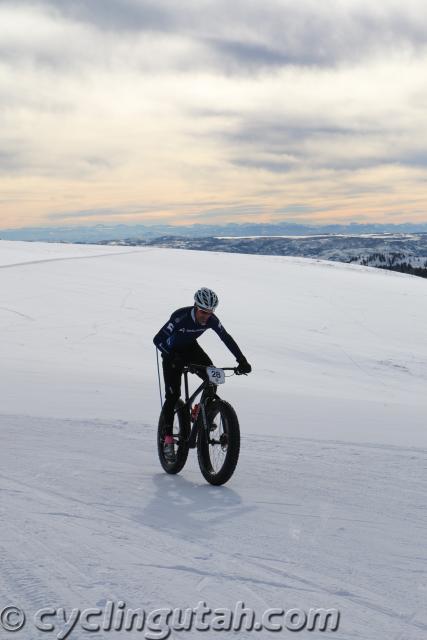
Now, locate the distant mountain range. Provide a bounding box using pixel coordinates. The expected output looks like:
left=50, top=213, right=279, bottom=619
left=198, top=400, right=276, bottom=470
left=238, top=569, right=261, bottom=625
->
left=1, top=221, right=427, bottom=242
left=1, top=222, right=426, bottom=276
left=99, top=232, right=427, bottom=278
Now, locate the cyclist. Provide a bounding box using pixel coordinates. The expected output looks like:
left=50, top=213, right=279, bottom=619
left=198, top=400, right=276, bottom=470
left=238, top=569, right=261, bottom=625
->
left=153, top=287, right=252, bottom=461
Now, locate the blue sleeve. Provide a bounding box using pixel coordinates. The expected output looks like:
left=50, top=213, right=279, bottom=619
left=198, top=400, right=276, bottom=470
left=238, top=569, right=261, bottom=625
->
left=210, top=316, right=245, bottom=362
left=153, top=314, right=177, bottom=355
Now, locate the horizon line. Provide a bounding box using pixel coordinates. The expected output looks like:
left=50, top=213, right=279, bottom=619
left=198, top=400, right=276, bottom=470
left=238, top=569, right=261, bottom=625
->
left=2, top=220, right=427, bottom=233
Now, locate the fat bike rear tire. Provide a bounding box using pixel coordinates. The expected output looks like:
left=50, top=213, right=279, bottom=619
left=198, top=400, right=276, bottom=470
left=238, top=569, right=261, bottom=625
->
left=157, top=400, right=190, bottom=474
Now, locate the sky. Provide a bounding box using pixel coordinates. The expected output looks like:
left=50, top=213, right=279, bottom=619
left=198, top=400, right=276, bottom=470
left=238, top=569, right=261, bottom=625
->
left=1, top=0, right=427, bottom=229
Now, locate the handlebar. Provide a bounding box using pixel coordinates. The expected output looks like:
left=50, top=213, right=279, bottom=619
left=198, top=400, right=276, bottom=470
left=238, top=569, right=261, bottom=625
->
left=184, top=364, right=248, bottom=376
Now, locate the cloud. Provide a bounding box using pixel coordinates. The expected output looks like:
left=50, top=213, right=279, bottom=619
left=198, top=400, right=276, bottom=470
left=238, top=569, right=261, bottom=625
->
left=196, top=204, right=262, bottom=219
left=275, top=204, right=329, bottom=216
left=0, top=131, right=119, bottom=178
left=0, top=150, right=27, bottom=173
left=46, top=206, right=148, bottom=220
left=4, top=0, right=427, bottom=72
left=28, top=0, right=174, bottom=32
left=232, top=157, right=297, bottom=174
left=1, top=1, right=427, bottom=227
left=228, top=121, right=427, bottom=173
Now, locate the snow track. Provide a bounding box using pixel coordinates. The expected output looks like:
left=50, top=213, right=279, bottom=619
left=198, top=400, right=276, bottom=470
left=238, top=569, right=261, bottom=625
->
left=0, top=249, right=141, bottom=270
left=1, top=414, right=426, bottom=639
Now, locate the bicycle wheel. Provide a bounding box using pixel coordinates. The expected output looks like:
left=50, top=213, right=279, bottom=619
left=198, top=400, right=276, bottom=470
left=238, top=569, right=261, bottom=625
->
left=157, top=399, right=190, bottom=474
left=197, top=399, right=240, bottom=485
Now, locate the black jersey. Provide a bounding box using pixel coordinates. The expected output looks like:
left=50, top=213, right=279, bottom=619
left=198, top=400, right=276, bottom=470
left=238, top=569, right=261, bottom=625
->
left=153, top=306, right=244, bottom=362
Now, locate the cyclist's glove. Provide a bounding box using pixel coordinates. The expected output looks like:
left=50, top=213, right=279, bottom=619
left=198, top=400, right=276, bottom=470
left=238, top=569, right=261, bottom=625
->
left=236, top=358, right=252, bottom=375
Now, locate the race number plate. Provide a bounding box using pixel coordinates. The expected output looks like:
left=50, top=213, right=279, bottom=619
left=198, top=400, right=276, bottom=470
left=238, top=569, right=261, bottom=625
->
left=206, top=366, right=225, bottom=385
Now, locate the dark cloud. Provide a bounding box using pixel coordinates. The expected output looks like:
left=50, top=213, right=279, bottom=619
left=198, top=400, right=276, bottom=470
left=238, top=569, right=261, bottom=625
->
left=231, top=157, right=297, bottom=173
left=25, top=0, right=173, bottom=32
left=220, top=123, right=340, bottom=170
left=204, top=38, right=303, bottom=71
left=225, top=121, right=384, bottom=147
left=6, top=1, right=427, bottom=71
left=231, top=151, right=427, bottom=174
left=217, top=117, right=425, bottom=173
left=230, top=150, right=393, bottom=174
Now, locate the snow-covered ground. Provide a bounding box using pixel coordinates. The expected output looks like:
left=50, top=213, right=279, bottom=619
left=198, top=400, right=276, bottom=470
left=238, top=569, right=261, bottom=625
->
left=1, top=240, right=426, bottom=639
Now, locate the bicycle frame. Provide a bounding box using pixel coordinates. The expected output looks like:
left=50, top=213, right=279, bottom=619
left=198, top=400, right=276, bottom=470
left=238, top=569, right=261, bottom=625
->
left=177, top=365, right=236, bottom=449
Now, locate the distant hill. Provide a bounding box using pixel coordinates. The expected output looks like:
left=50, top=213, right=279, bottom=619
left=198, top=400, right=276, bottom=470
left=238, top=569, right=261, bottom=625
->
left=96, top=232, right=427, bottom=278
left=1, top=221, right=427, bottom=243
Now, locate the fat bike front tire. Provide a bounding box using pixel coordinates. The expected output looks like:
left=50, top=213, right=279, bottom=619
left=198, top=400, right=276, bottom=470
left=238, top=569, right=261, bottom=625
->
left=157, top=400, right=190, bottom=474
left=197, top=399, right=240, bottom=486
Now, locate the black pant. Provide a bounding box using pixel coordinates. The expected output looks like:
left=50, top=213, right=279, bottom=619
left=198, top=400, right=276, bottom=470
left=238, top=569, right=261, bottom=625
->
left=162, top=342, right=213, bottom=434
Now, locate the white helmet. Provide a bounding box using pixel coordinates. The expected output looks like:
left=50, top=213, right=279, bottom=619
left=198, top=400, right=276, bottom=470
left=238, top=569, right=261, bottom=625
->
left=194, top=287, right=219, bottom=311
